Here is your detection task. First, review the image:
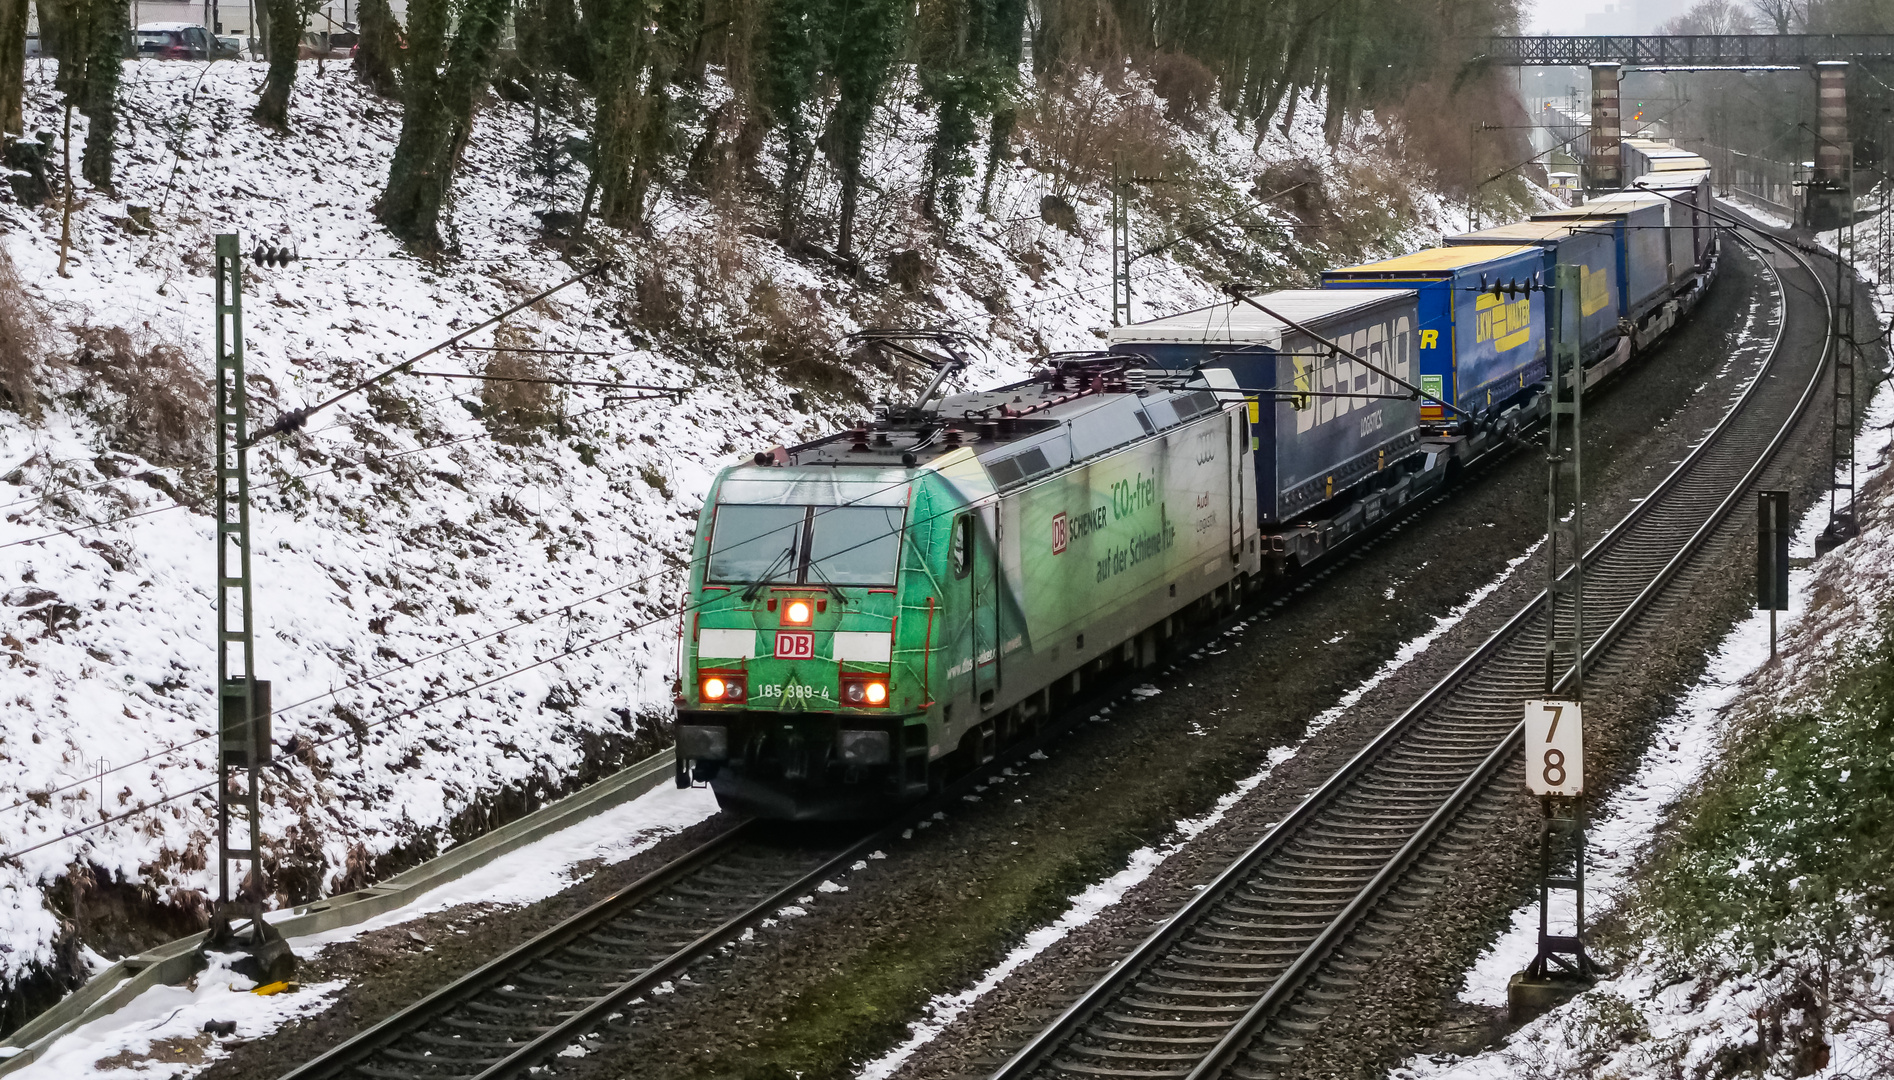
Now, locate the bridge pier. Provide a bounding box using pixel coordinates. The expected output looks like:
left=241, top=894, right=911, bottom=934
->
left=1588, top=62, right=1623, bottom=193
left=1808, top=60, right=1851, bottom=230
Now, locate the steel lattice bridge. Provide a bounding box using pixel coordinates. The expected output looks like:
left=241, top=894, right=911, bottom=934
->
left=1484, top=34, right=1894, bottom=67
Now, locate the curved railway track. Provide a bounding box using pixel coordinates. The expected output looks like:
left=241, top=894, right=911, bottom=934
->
left=988, top=224, right=1835, bottom=1080
left=273, top=222, right=1822, bottom=1080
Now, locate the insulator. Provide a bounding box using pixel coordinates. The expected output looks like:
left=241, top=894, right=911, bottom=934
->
left=251, top=246, right=296, bottom=267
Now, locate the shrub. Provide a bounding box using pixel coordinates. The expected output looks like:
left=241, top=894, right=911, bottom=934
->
left=742, top=282, right=860, bottom=403
left=1642, top=604, right=1894, bottom=972
left=1146, top=51, right=1217, bottom=128
left=479, top=328, right=561, bottom=444
left=69, top=323, right=208, bottom=468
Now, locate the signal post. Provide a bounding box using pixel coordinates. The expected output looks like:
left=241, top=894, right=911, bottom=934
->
left=1509, top=262, right=1599, bottom=1022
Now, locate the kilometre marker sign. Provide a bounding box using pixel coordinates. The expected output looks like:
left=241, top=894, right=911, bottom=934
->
left=1524, top=699, right=1584, bottom=797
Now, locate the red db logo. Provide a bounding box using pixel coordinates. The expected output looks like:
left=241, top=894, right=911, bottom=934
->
left=1051, top=512, right=1069, bottom=554
left=775, top=632, right=815, bottom=659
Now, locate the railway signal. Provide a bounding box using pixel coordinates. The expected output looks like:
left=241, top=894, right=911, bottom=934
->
left=1758, top=490, right=1790, bottom=658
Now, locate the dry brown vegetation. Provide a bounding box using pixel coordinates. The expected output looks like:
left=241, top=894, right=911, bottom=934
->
left=69, top=323, right=207, bottom=468
left=479, top=327, right=561, bottom=444
left=741, top=281, right=858, bottom=403
left=0, top=249, right=49, bottom=418
left=1379, top=71, right=1539, bottom=210
left=1018, top=70, right=1186, bottom=201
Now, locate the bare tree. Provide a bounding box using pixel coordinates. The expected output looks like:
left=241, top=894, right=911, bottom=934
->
left=1661, top=0, right=1761, bottom=33
left=1751, top=0, right=1804, bottom=33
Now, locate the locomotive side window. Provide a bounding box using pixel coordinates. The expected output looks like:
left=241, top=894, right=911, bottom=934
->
left=706, top=505, right=807, bottom=584
left=951, top=514, right=973, bottom=577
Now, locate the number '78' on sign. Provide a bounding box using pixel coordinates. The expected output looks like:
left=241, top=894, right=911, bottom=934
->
left=1524, top=699, right=1583, bottom=797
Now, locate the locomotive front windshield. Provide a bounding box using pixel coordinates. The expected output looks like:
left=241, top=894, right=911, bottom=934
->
left=707, top=504, right=905, bottom=587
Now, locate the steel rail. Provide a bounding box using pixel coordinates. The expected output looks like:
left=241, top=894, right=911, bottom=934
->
left=277, top=619, right=1239, bottom=1080
left=272, top=822, right=760, bottom=1080
left=989, top=222, right=1831, bottom=1080
left=1189, top=229, right=1827, bottom=1079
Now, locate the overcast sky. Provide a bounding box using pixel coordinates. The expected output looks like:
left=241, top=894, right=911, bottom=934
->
left=1522, top=0, right=1698, bottom=35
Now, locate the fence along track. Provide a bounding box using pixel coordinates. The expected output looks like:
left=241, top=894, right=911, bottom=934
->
left=989, top=230, right=1831, bottom=1080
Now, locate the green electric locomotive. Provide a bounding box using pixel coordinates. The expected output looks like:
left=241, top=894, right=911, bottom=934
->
left=675, top=346, right=1260, bottom=819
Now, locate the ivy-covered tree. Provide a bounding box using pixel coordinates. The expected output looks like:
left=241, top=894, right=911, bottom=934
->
left=254, top=0, right=306, bottom=129
left=916, top=0, right=1027, bottom=221
left=826, top=0, right=906, bottom=256
left=756, top=0, right=828, bottom=240
left=37, top=0, right=125, bottom=190
left=583, top=0, right=697, bottom=228
left=353, top=0, right=404, bottom=97
left=1, top=0, right=28, bottom=135
left=376, top=0, right=512, bottom=248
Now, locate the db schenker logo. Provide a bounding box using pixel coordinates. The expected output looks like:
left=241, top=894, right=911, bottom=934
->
left=1051, top=512, right=1069, bottom=554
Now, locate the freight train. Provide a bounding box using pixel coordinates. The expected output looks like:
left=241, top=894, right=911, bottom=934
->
left=673, top=144, right=1720, bottom=819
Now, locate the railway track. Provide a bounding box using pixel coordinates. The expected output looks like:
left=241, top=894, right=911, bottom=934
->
left=273, top=819, right=889, bottom=1080
left=987, top=226, right=1834, bottom=1080
left=266, top=369, right=1563, bottom=1080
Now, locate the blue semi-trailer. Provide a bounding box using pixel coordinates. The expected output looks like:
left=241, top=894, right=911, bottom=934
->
left=1443, top=219, right=1622, bottom=365
left=1319, top=245, right=1548, bottom=425
left=1107, top=289, right=1424, bottom=525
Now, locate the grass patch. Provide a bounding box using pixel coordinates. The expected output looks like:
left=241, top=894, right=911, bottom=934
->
left=1642, top=603, right=1894, bottom=972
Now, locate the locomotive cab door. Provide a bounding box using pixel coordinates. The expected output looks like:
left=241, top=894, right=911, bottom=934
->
left=972, top=503, right=1000, bottom=711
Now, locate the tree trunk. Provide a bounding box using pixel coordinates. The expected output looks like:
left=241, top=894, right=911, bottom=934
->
left=832, top=0, right=905, bottom=257
left=353, top=0, right=402, bottom=96
left=77, top=0, right=124, bottom=191
left=254, top=0, right=301, bottom=129
left=589, top=0, right=694, bottom=230
left=375, top=0, right=509, bottom=249
left=977, top=107, right=1013, bottom=214
left=589, top=0, right=652, bottom=229
left=0, top=0, right=28, bottom=135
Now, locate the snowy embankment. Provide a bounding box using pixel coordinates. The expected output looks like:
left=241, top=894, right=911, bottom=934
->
left=0, top=57, right=1462, bottom=1006
left=1392, top=266, right=1894, bottom=1079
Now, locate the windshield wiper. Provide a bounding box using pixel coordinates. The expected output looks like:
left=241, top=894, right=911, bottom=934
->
left=804, top=559, right=851, bottom=604
left=741, top=546, right=797, bottom=601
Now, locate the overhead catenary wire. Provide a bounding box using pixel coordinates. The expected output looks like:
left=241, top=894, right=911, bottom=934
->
left=0, top=386, right=1256, bottom=843
left=245, top=260, right=617, bottom=446
left=0, top=371, right=677, bottom=554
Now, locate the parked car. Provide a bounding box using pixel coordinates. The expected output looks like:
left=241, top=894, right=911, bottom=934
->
left=214, top=35, right=246, bottom=59
left=136, top=23, right=214, bottom=60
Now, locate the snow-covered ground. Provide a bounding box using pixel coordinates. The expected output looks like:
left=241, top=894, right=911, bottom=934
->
left=5, top=781, right=720, bottom=1079
left=0, top=56, right=1475, bottom=1003
left=1391, top=278, right=1894, bottom=1079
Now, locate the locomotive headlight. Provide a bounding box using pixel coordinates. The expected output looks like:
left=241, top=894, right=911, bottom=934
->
left=842, top=675, right=890, bottom=707
left=784, top=600, right=813, bottom=625
left=702, top=677, right=727, bottom=701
